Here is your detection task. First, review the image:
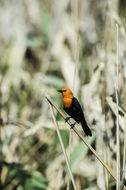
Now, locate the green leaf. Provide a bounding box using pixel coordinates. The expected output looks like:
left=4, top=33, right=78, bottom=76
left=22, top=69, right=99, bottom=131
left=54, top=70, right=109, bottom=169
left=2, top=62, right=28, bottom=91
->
left=40, top=75, right=65, bottom=89
left=60, top=130, right=69, bottom=148
left=70, top=132, right=95, bottom=173
left=25, top=178, right=47, bottom=190
left=0, top=136, right=12, bottom=151
left=41, top=12, right=51, bottom=39
left=0, top=62, right=9, bottom=75
left=17, top=185, right=24, bottom=190
left=108, top=181, right=116, bottom=188
left=32, top=171, right=48, bottom=183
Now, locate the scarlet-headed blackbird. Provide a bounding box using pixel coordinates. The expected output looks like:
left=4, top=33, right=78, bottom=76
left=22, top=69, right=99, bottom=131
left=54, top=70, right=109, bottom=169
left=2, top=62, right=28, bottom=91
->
left=57, top=88, right=92, bottom=136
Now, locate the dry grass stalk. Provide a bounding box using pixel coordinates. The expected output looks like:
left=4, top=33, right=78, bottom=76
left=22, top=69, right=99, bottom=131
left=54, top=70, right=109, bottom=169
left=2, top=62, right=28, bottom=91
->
left=49, top=103, right=77, bottom=190
left=121, top=134, right=126, bottom=190
left=116, top=23, right=120, bottom=190
left=67, top=128, right=72, bottom=190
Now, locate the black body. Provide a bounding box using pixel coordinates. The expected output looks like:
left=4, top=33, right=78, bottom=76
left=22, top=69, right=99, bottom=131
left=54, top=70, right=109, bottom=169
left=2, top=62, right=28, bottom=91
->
left=64, top=97, right=92, bottom=136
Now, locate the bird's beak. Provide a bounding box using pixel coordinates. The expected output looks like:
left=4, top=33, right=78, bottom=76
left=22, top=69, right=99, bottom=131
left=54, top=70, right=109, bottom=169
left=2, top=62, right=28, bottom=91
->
left=57, top=89, right=63, bottom=93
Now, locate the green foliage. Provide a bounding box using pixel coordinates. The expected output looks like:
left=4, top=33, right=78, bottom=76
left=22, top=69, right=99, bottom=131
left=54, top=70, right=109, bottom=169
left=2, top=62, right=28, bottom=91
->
left=26, top=12, right=51, bottom=50
left=17, top=186, right=24, bottom=190
left=68, top=132, right=95, bottom=173
left=80, top=57, right=92, bottom=84
left=40, top=12, right=51, bottom=49
left=1, top=162, right=48, bottom=190
left=60, top=130, right=69, bottom=148
left=53, top=130, right=69, bottom=149
left=42, top=75, right=65, bottom=89
left=0, top=62, right=9, bottom=75
left=41, top=12, right=51, bottom=39
left=24, top=172, right=48, bottom=190
left=108, top=181, right=116, bottom=189
left=0, top=136, right=12, bottom=151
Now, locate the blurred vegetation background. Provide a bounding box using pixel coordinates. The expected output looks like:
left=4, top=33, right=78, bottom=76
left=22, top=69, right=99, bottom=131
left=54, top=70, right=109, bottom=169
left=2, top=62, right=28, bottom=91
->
left=0, top=0, right=126, bottom=189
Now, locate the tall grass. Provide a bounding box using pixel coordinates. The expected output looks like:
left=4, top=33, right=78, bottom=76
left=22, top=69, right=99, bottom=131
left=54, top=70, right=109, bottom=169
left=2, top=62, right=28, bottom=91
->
left=116, top=23, right=120, bottom=190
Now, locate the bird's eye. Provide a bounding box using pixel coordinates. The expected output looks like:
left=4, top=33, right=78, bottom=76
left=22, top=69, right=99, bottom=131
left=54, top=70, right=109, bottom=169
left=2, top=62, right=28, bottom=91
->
left=63, top=90, right=66, bottom=92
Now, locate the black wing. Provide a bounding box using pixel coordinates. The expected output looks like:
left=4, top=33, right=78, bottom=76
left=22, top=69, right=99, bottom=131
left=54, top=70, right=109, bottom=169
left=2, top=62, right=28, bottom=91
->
left=64, top=97, right=92, bottom=136
left=72, top=97, right=85, bottom=118
left=72, top=98, right=92, bottom=136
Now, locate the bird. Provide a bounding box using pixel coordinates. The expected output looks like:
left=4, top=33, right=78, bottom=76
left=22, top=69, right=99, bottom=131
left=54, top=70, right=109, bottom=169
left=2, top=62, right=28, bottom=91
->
left=57, top=88, right=92, bottom=136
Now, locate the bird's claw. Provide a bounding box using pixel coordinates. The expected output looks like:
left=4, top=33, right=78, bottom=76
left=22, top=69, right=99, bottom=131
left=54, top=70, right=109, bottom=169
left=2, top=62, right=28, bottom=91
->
left=65, top=117, right=71, bottom=122
left=70, top=122, right=76, bottom=129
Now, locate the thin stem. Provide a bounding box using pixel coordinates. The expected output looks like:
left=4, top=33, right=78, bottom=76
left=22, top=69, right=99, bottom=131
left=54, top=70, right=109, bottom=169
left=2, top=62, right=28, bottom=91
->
left=72, top=36, right=79, bottom=94
left=122, top=135, right=126, bottom=172
left=67, top=128, right=72, bottom=190
left=116, top=23, right=120, bottom=190
left=49, top=104, right=77, bottom=190
left=121, top=134, right=126, bottom=190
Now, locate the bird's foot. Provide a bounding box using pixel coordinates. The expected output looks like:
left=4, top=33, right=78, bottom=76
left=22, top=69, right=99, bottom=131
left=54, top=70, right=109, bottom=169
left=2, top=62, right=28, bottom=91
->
left=70, top=122, right=76, bottom=129
left=65, top=117, right=72, bottom=122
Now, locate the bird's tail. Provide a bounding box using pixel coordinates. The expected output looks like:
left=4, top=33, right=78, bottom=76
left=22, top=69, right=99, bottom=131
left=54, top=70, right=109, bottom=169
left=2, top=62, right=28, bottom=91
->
left=80, top=118, right=92, bottom=136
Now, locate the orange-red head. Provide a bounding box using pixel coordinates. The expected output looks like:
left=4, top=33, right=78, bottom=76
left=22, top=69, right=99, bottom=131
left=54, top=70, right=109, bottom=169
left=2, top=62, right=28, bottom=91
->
left=57, top=88, right=74, bottom=98
left=57, top=88, right=74, bottom=108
